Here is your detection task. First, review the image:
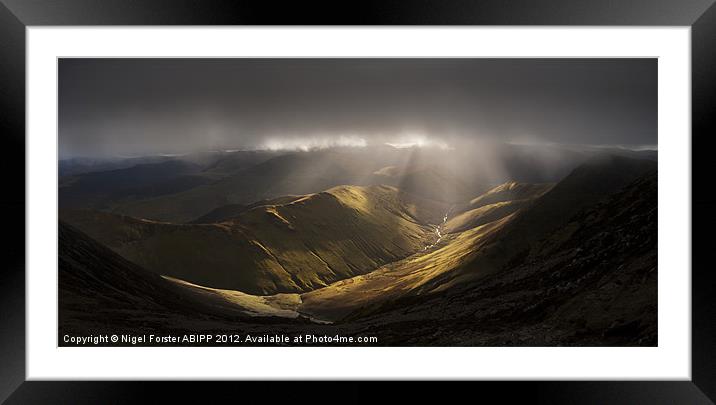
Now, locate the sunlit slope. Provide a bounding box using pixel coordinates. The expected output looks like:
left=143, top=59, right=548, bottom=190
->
left=444, top=182, right=553, bottom=234
left=61, top=185, right=446, bottom=295
left=467, top=182, right=553, bottom=209
left=298, top=216, right=513, bottom=321
left=278, top=181, right=543, bottom=321
left=228, top=185, right=444, bottom=291
left=189, top=195, right=303, bottom=224
left=164, top=276, right=304, bottom=319
left=417, top=155, right=658, bottom=293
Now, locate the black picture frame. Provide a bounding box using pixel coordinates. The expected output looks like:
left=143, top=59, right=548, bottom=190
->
left=1, top=1, right=714, bottom=403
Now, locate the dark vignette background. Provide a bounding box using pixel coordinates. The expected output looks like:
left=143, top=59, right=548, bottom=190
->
left=1, top=0, right=715, bottom=404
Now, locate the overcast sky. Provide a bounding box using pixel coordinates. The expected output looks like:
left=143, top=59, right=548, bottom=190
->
left=59, top=58, right=656, bottom=158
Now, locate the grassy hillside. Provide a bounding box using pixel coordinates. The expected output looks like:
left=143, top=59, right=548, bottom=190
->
left=467, top=182, right=553, bottom=209
left=298, top=215, right=513, bottom=321
left=61, top=185, right=447, bottom=295
left=443, top=182, right=553, bottom=234
left=189, top=195, right=304, bottom=224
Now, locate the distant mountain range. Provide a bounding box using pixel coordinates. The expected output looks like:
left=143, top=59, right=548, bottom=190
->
left=60, top=143, right=655, bottom=222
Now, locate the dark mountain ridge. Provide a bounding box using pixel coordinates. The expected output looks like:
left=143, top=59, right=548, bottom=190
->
left=59, top=160, right=207, bottom=209
left=343, top=168, right=657, bottom=345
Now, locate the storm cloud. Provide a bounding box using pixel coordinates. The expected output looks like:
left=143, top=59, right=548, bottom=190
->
left=59, top=58, right=656, bottom=158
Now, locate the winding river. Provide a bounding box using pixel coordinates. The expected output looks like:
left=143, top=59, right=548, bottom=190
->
left=424, top=206, right=453, bottom=250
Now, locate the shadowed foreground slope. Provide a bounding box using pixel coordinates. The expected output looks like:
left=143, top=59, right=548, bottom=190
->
left=58, top=222, right=315, bottom=338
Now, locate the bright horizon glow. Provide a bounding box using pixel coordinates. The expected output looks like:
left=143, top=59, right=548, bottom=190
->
left=383, top=134, right=453, bottom=150
left=260, top=135, right=368, bottom=151
left=60, top=138, right=656, bottom=160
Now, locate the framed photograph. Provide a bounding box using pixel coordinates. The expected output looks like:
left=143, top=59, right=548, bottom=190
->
left=1, top=0, right=714, bottom=403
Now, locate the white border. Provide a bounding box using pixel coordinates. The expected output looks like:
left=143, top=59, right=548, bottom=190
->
left=27, top=27, right=691, bottom=380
